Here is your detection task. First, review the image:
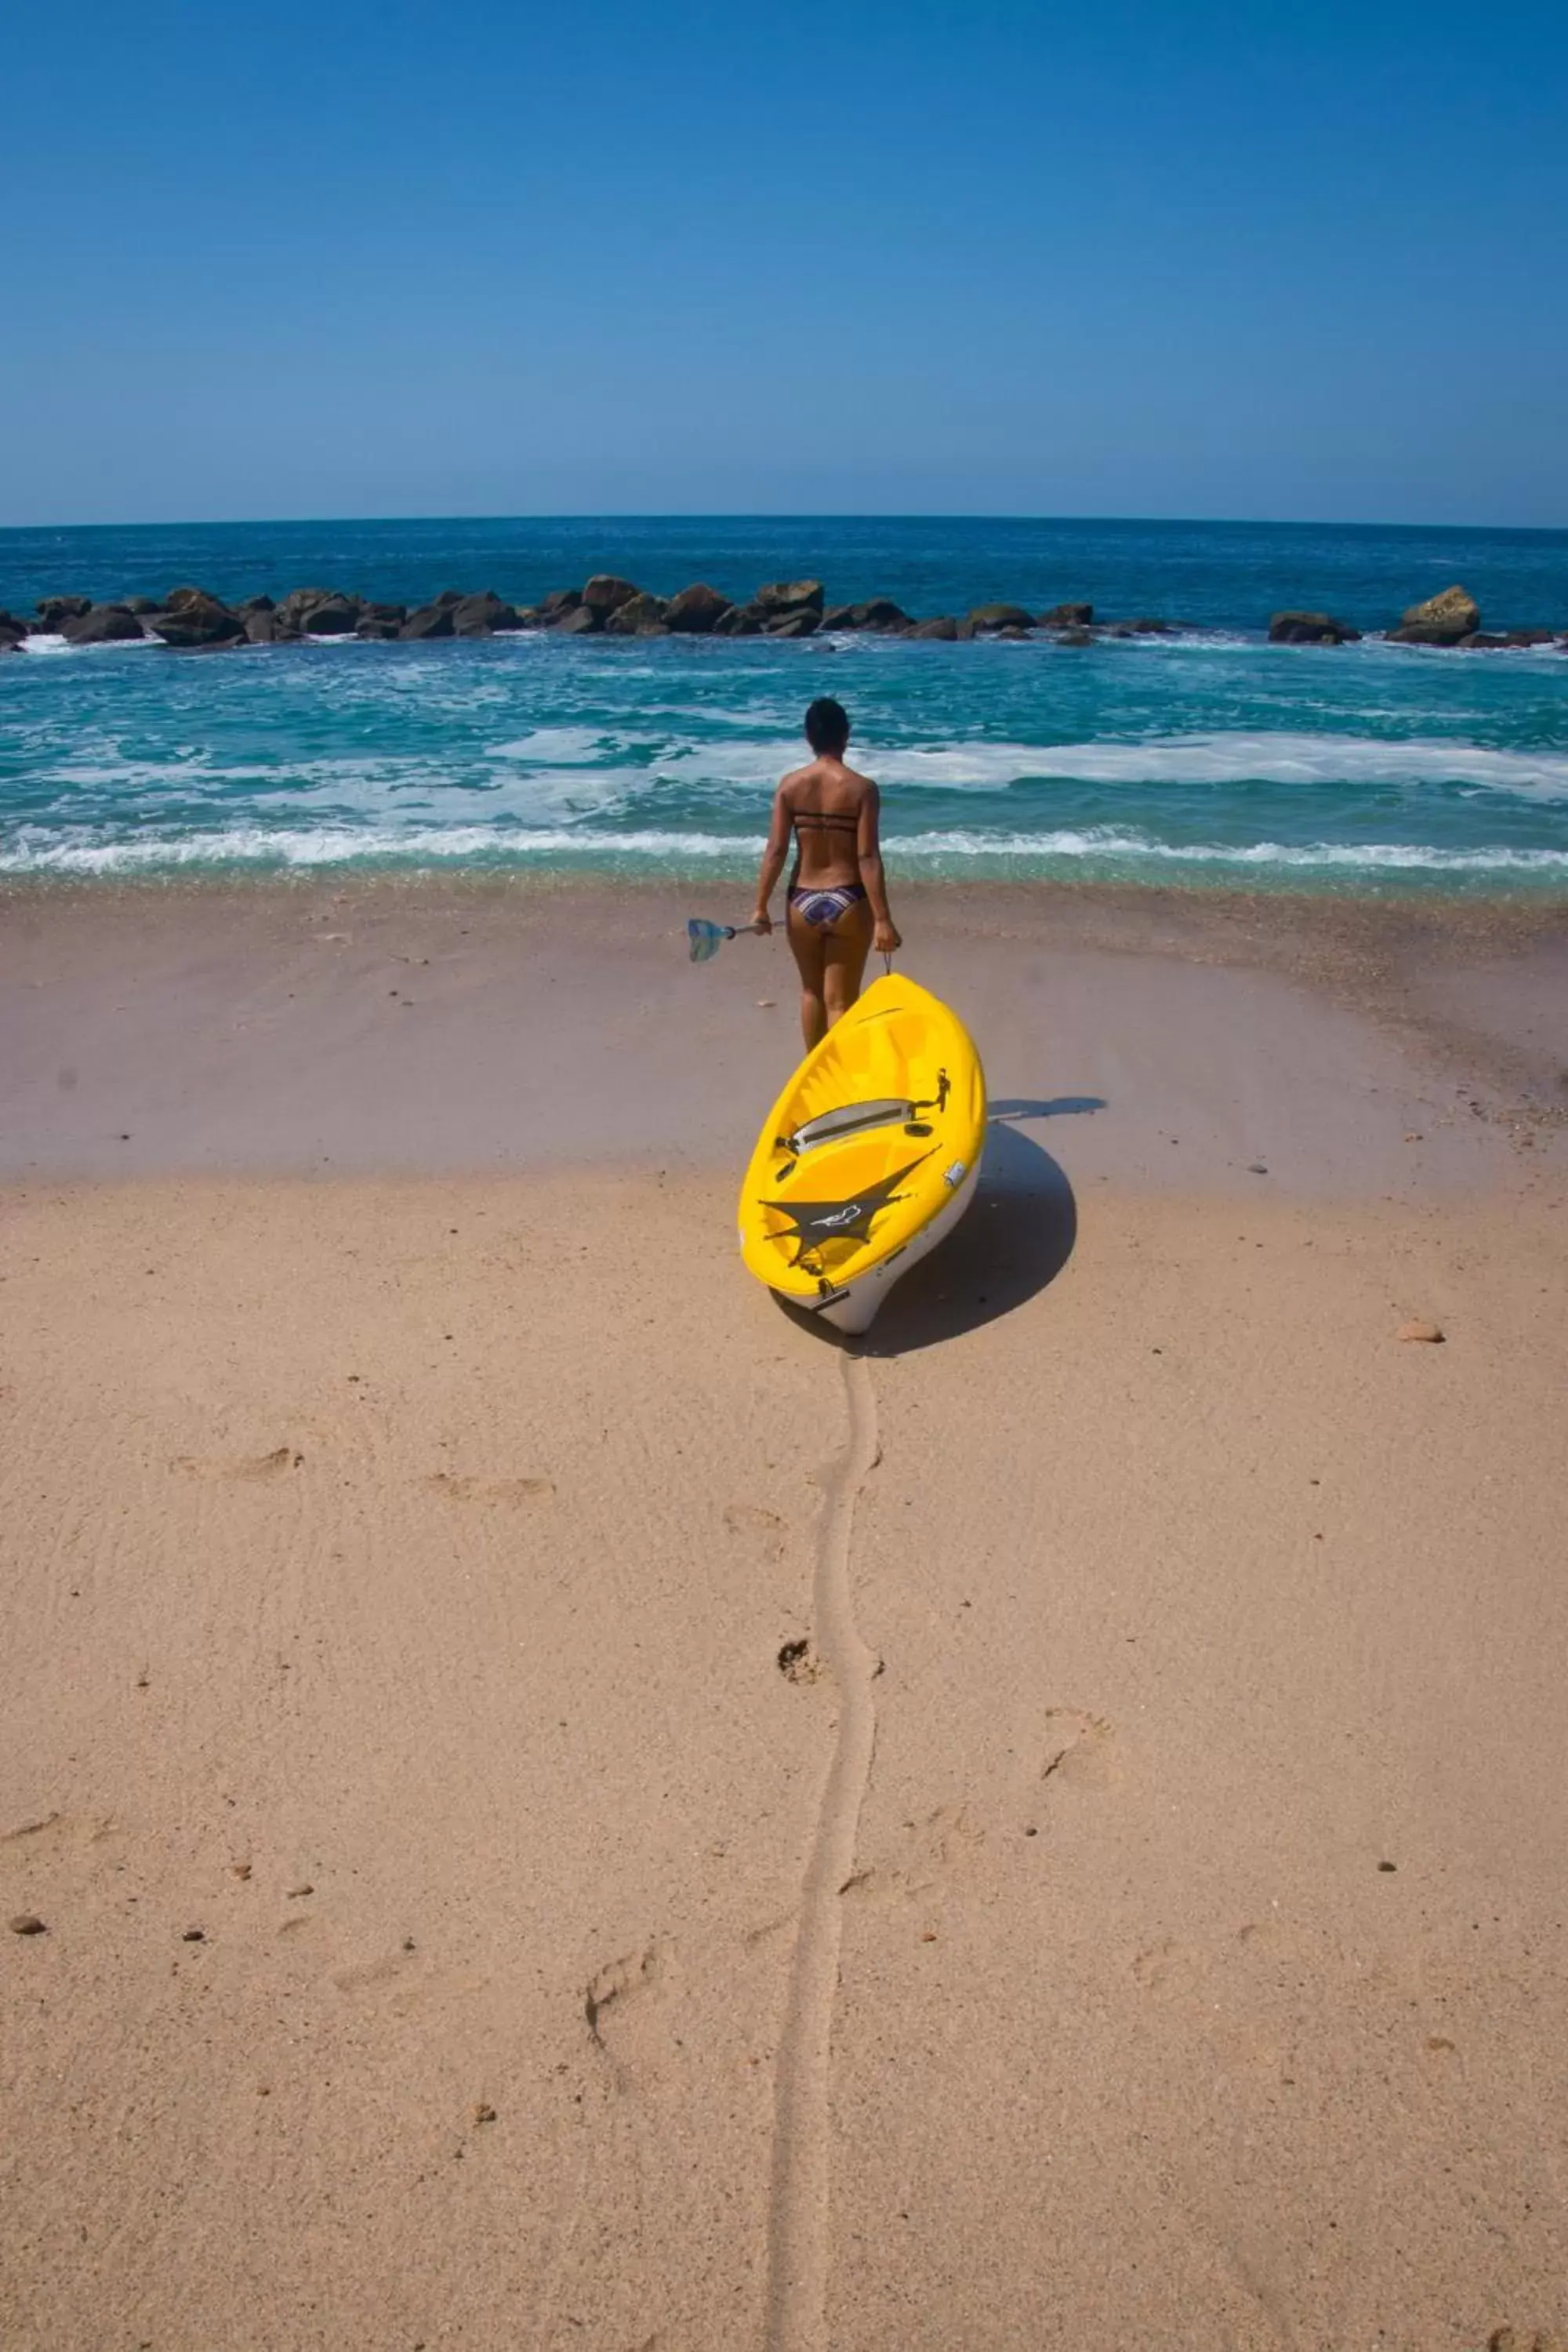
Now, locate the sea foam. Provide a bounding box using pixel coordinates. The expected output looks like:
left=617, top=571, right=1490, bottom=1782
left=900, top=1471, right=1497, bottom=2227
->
left=5, top=822, right=1566, bottom=880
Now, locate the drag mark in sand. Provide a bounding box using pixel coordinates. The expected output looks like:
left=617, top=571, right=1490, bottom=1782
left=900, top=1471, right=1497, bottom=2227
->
left=765, top=1348, right=881, bottom=2352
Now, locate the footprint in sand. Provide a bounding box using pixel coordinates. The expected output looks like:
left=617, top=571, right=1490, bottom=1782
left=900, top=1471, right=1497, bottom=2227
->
left=777, top=1639, right=822, bottom=1685
left=584, top=1939, right=678, bottom=2082
left=1131, top=1936, right=1196, bottom=1995
left=839, top=1804, right=984, bottom=1910
left=332, top=1941, right=420, bottom=1995
left=423, top=1471, right=554, bottom=1505
left=173, top=1446, right=303, bottom=1481
left=1038, top=1708, right=1116, bottom=1793
left=724, top=1502, right=787, bottom=1560
left=2, top=1809, right=116, bottom=1849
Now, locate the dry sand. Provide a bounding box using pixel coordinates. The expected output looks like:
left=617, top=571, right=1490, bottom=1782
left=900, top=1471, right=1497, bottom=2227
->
left=2, top=880, right=1566, bottom=2351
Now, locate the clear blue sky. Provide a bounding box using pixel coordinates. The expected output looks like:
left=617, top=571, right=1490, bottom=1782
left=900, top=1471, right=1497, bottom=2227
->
left=2, top=2, right=1564, bottom=528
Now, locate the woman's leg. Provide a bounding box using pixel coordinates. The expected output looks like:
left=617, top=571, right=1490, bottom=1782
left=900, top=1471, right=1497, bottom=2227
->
left=786, top=901, right=829, bottom=1049
left=821, top=897, right=874, bottom=1030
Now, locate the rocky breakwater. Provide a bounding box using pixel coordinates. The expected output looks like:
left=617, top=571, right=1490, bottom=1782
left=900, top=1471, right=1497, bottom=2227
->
left=9, top=571, right=1563, bottom=655
left=1384, top=584, right=1564, bottom=652
left=2, top=573, right=1172, bottom=653
left=1266, top=584, right=1566, bottom=652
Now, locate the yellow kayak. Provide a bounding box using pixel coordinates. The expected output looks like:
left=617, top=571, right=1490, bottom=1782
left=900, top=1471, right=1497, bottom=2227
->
left=738, top=973, right=987, bottom=1334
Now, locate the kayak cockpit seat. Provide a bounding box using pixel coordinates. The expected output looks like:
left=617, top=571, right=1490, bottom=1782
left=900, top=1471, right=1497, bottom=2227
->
left=783, top=1098, right=914, bottom=1155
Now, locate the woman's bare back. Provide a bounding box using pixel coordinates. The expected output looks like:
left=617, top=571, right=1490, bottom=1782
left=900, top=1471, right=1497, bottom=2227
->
left=779, top=753, right=876, bottom=887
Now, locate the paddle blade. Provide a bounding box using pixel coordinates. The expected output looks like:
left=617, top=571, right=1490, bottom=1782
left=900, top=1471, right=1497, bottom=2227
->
left=687, top=918, right=734, bottom=963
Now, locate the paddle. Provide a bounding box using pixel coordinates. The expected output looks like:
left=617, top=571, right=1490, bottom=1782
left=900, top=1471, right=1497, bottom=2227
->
left=687, top=917, right=764, bottom=964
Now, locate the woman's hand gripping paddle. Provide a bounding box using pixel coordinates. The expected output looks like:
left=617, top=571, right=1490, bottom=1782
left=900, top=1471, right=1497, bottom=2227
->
left=687, top=917, right=764, bottom=964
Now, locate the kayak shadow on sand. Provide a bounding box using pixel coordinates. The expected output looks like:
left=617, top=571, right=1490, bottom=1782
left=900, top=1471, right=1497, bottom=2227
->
left=774, top=1096, right=1102, bottom=1357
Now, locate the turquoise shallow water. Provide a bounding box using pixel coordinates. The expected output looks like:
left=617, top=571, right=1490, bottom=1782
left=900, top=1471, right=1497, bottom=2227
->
left=2, top=517, right=1566, bottom=892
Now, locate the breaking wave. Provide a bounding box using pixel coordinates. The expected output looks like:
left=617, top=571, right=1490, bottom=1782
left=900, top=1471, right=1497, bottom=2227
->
left=5, top=822, right=1566, bottom=880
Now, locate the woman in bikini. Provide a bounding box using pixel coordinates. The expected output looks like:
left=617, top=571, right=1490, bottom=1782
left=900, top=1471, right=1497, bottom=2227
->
left=750, top=696, right=902, bottom=1050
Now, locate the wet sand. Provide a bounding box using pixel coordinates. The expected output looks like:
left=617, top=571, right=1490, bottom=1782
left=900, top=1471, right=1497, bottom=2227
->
left=2, top=880, right=1566, bottom=2351
left=2, top=877, right=1564, bottom=1189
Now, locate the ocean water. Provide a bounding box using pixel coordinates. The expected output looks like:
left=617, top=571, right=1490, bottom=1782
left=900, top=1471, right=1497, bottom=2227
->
left=2, top=516, right=1566, bottom=894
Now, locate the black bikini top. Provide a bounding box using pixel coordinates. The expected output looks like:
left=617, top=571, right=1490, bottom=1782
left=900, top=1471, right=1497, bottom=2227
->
left=790, top=805, right=859, bottom=840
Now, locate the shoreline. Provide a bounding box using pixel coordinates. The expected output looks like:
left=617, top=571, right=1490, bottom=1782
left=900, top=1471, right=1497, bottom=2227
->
left=4, top=876, right=1564, bottom=1189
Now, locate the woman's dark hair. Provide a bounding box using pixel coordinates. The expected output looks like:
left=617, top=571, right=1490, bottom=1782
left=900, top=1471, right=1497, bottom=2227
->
left=804, top=696, right=851, bottom=756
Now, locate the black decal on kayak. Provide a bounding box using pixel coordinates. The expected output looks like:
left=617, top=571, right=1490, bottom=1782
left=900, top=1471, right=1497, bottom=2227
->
left=759, top=1151, right=933, bottom=1266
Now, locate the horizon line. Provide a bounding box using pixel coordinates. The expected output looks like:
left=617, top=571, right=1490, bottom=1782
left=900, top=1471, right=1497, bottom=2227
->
left=4, top=510, right=1567, bottom=540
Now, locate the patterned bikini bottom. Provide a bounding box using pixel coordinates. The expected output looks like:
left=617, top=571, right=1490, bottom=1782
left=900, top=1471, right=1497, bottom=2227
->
left=788, top=881, right=868, bottom=927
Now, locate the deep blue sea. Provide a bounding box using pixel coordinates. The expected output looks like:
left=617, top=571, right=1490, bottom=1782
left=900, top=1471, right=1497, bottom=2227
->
left=3, top=516, right=1566, bottom=894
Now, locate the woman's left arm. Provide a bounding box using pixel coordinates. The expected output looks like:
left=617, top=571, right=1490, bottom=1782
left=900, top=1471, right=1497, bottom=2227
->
left=752, top=787, right=791, bottom=932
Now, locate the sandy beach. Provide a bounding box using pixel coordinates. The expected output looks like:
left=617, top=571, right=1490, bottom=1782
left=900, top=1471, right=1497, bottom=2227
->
left=3, top=880, right=1566, bottom=2351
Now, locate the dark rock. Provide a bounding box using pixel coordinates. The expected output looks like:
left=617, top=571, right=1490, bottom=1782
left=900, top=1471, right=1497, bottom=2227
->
left=62, top=604, right=147, bottom=645
left=398, top=604, right=456, bottom=641
left=1040, top=601, right=1093, bottom=626
left=665, top=583, right=731, bottom=634
left=1396, top=584, right=1479, bottom=643
left=553, top=604, right=600, bottom=635
left=122, top=596, right=161, bottom=615
left=955, top=619, right=978, bottom=640
left=435, top=588, right=465, bottom=608
left=1269, top=611, right=1361, bottom=644
left=239, top=593, right=275, bottom=613
left=756, top=578, right=825, bottom=617
left=538, top=587, right=583, bottom=619
left=993, top=625, right=1031, bottom=640
left=0, top=610, right=29, bottom=645
left=275, top=586, right=340, bottom=632
left=37, top=593, right=92, bottom=628
left=1455, top=628, right=1558, bottom=650
left=1123, top=616, right=1174, bottom=633
left=301, top=597, right=362, bottom=636
left=9, top=1914, right=46, bottom=1935
left=150, top=593, right=246, bottom=647
left=906, top=615, right=959, bottom=641
left=450, top=591, right=521, bottom=637
left=713, top=601, right=766, bottom=636
left=824, top=597, right=910, bottom=631
left=968, top=602, right=1034, bottom=633
left=245, top=608, right=299, bottom=644
left=605, top=593, right=670, bottom=636
left=762, top=609, right=820, bottom=637
left=361, top=601, right=406, bottom=625
left=354, top=618, right=402, bottom=641
left=581, top=574, right=640, bottom=619
left=1054, top=626, right=1094, bottom=646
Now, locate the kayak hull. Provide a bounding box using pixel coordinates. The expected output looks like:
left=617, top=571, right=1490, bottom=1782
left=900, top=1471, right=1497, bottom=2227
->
left=737, top=974, right=987, bottom=1334
left=782, top=1151, right=982, bottom=1332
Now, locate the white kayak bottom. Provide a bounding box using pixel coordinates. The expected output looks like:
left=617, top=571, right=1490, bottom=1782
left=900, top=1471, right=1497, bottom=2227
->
left=775, top=1153, right=982, bottom=1336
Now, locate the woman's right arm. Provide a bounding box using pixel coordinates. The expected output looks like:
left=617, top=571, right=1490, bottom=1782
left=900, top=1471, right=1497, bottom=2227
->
left=752, top=786, right=792, bottom=932
left=857, top=782, right=901, bottom=953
